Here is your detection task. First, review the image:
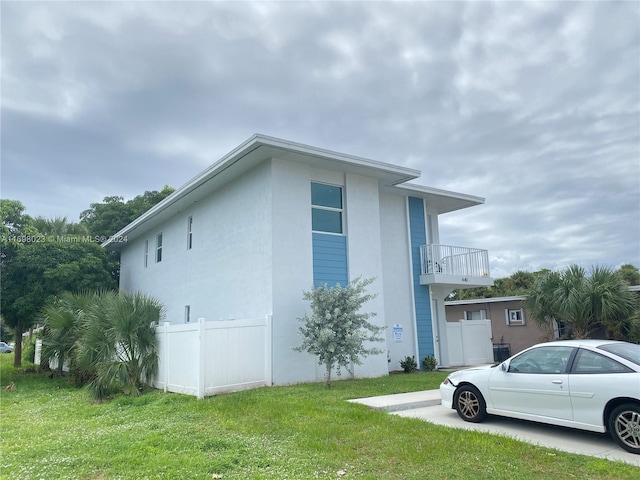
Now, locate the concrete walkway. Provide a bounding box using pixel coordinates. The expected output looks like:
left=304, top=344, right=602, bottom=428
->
left=348, top=389, right=441, bottom=411
left=350, top=390, right=640, bottom=467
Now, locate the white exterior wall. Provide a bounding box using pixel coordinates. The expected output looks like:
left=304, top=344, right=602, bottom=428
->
left=268, top=161, right=390, bottom=384
left=379, top=192, right=419, bottom=371
left=120, top=161, right=273, bottom=324
left=345, top=174, right=389, bottom=378
left=270, top=158, right=317, bottom=385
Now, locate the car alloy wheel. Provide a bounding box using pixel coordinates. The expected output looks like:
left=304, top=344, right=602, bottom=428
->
left=609, top=403, right=640, bottom=454
left=454, top=385, right=487, bottom=423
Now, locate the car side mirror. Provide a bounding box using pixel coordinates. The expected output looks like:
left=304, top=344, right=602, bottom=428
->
left=500, top=362, right=508, bottom=372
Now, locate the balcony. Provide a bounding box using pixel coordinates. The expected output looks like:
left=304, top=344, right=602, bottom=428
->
left=419, top=244, right=493, bottom=288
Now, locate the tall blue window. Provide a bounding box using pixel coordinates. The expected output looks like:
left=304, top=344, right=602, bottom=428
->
left=311, top=183, right=343, bottom=234
left=311, top=182, right=347, bottom=287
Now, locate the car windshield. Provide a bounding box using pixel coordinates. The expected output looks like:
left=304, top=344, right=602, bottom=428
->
left=598, top=343, right=640, bottom=366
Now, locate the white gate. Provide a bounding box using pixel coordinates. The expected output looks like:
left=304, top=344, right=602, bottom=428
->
left=446, top=319, right=493, bottom=366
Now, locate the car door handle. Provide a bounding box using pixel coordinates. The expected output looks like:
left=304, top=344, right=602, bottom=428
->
left=551, top=380, right=563, bottom=384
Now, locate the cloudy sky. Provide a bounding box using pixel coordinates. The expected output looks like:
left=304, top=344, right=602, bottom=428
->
left=2, top=1, right=639, bottom=278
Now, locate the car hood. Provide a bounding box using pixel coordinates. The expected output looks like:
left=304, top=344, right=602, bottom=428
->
left=447, top=364, right=496, bottom=380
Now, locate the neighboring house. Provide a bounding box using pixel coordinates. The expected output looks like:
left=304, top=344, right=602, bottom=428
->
left=446, top=284, right=640, bottom=364
left=445, top=296, right=547, bottom=361
left=104, top=134, right=493, bottom=387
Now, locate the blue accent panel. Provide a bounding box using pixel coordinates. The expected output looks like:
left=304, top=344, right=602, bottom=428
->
left=408, top=197, right=434, bottom=365
left=313, top=233, right=348, bottom=287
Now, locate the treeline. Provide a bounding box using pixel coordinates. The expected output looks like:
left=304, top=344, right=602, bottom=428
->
left=0, top=187, right=174, bottom=366
left=449, top=265, right=640, bottom=301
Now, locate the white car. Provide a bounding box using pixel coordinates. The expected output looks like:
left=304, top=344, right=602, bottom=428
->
left=440, top=339, right=640, bottom=454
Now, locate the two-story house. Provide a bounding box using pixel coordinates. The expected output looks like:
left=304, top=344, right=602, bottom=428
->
left=104, top=134, right=493, bottom=386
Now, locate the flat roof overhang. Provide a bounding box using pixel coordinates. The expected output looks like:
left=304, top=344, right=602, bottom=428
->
left=384, top=183, right=485, bottom=214
left=103, top=134, right=421, bottom=250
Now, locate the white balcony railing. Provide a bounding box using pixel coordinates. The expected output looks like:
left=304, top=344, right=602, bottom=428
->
left=420, top=244, right=490, bottom=279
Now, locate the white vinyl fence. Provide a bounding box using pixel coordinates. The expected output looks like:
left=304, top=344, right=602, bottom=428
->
left=154, top=316, right=272, bottom=399
left=446, top=319, right=493, bottom=366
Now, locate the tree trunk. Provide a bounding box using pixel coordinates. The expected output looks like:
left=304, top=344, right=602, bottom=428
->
left=13, top=320, right=23, bottom=367
left=325, top=361, right=332, bottom=389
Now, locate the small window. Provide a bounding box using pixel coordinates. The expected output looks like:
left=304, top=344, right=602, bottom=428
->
left=144, top=240, right=149, bottom=268
left=553, top=318, right=568, bottom=339
left=156, top=233, right=163, bottom=263
left=185, top=305, right=191, bottom=324
left=506, top=309, right=525, bottom=326
left=464, top=310, right=486, bottom=320
left=311, top=182, right=343, bottom=234
left=187, top=216, right=193, bottom=250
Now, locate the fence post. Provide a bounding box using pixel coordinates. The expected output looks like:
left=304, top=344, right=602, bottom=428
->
left=162, top=322, right=170, bottom=393
left=197, top=318, right=206, bottom=399
left=34, top=339, right=42, bottom=365
left=265, top=314, right=273, bottom=386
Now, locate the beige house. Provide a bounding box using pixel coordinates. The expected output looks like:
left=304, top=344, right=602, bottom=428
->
left=445, top=296, right=549, bottom=360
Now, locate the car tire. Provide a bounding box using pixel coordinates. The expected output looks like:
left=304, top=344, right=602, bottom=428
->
left=454, top=384, right=487, bottom=423
left=608, top=403, right=640, bottom=454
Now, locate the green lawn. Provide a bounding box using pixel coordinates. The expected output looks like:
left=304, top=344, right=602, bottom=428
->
left=1, top=354, right=638, bottom=479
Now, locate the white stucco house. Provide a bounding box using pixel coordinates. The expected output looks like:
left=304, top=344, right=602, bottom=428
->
left=104, top=134, right=493, bottom=388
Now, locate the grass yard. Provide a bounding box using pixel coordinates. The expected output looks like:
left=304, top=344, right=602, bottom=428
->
left=1, top=355, right=638, bottom=480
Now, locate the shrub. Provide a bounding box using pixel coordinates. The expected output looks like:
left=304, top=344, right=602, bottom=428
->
left=422, top=355, right=437, bottom=371
left=400, top=356, right=417, bottom=373
left=22, top=338, right=36, bottom=364
left=77, top=291, right=164, bottom=400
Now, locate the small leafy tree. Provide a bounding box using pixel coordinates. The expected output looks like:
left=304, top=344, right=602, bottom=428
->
left=294, top=277, right=385, bottom=388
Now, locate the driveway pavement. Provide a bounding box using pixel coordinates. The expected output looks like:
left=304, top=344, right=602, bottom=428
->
left=349, top=390, right=640, bottom=467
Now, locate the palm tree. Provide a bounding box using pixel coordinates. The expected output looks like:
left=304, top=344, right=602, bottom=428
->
left=526, top=264, right=636, bottom=340
left=78, top=291, right=164, bottom=400
left=32, top=216, right=88, bottom=236
left=588, top=265, right=638, bottom=340
left=41, top=291, right=95, bottom=378
left=525, top=270, right=563, bottom=339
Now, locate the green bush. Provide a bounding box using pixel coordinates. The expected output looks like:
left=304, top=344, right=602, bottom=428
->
left=400, top=356, right=417, bottom=373
left=22, top=338, right=37, bottom=364
left=422, top=355, right=437, bottom=371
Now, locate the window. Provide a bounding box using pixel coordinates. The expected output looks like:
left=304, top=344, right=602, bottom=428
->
left=509, top=346, right=574, bottom=374
left=598, top=342, right=640, bottom=366
left=506, top=308, right=525, bottom=325
left=144, top=240, right=148, bottom=268
left=187, top=216, right=193, bottom=250
left=553, top=318, right=567, bottom=339
left=156, top=233, right=163, bottom=263
left=311, top=182, right=343, bottom=234
left=464, top=310, right=486, bottom=320
left=185, top=305, right=191, bottom=324
left=572, top=349, right=632, bottom=374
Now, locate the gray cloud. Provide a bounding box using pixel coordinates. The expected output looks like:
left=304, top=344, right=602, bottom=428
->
left=2, top=1, right=638, bottom=278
